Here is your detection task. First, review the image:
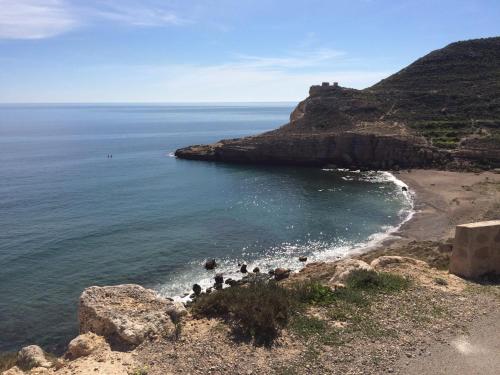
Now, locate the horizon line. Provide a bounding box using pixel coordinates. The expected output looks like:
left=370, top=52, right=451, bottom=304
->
left=0, top=101, right=299, bottom=105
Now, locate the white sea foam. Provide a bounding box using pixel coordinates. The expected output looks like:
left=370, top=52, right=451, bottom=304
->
left=156, top=169, right=415, bottom=301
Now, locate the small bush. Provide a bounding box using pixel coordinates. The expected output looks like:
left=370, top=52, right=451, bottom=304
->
left=346, top=270, right=411, bottom=293
left=192, top=282, right=292, bottom=345
left=434, top=277, right=448, bottom=286
left=294, top=282, right=337, bottom=305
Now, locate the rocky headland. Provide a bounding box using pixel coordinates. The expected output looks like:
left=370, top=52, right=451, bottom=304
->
left=175, top=37, right=500, bottom=169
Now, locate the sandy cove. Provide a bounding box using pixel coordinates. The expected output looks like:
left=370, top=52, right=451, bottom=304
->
left=396, top=169, right=500, bottom=241
left=2, top=169, right=500, bottom=375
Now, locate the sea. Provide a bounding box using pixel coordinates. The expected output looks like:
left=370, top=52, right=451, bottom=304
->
left=0, top=103, right=413, bottom=353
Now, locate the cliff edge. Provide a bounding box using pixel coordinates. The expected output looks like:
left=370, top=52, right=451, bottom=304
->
left=175, top=37, right=500, bottom=169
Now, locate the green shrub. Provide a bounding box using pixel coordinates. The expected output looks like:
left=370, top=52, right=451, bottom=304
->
left=192, top=282, right=292, bottom=345
left=294, top=282, right=337, bottom=305
left=192, top=271, right=410, bottom=345
left=346, top=270, right=411, bottom=293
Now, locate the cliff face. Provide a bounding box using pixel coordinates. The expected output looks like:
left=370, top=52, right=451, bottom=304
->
left=175, top=37, right=500, bottom=169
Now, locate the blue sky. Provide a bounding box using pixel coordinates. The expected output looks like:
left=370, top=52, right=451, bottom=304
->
left=0, top=0, right=499, bottom=102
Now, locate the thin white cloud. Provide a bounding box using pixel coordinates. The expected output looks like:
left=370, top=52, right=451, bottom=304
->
left=86, top=1, right=190, bottom=26
left=0, top=0, right=189, bottom=40
left=234, top=49, right=346, bottom=69
left=0, top=0, right=77, bottom=39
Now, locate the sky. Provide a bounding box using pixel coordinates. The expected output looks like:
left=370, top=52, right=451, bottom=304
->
left=0, top=0, right=499, bottom=103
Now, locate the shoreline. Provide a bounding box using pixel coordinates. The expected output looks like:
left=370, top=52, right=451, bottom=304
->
left=167, top=169, right=416, bottom=302
left=164, top=168, right=500, bottom=301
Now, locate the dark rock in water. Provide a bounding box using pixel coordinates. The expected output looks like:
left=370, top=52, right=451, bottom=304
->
left=402, top=186, right=408, bottom=192
left=214, top=282, right=223, bottom=290
left=253, top=267, right=260, bottom=273
left=204, top=259, right=216, bottom=270
left=274, top=268, right=291, bottom=281
left=192, top=284, right=202, bottom=296
left=225, top=278, right=237, bottom=286
left=268, top=269, right=275, bottom=275
left=298, top=256, right=308, bottom=262
left=214, top=273, right=224, bottom=284
left=240, top=264, right=248, bottom=273
left=175, top=37, right=500, bottom=169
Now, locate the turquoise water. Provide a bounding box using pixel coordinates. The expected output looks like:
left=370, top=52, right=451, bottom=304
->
left=0, top=104, right=412, bottom=353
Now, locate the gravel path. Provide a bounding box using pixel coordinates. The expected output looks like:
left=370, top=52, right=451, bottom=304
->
left=399, top=310, right=500, bottom=374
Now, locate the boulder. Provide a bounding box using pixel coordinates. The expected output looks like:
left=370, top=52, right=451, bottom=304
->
left=240, top=264, right=248, bottom=273
left=298, top=256, right=308, bottom=262
left=252, top=267, right=260, bottom=273
left=172, top=302, right=188, bottom=320
left=274, top=268, right=291, bottom=281
left=17, top=345, right=52, bottom=370
left=79, top=284, right=180, bottom=348
left=66, top=333, right=109, bottom=359
left=204, top=259, right=216, bottom=270
left=192, top=283, right=202, bottom=296
left=214, top=273, right=224, bottom=284
left=328, top=259, right=373, bottom=284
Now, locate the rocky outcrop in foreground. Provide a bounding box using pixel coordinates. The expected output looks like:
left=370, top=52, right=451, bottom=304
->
left=176, top=37, right=500, bottom=169
left=79, top=284, right=184, bottom=349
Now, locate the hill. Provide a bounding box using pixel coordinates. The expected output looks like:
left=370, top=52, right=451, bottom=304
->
left=175, top=37, right=500, bottom=169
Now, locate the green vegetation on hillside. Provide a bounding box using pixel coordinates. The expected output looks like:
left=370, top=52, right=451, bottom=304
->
left=192, top=270, right=410, bottom=345
left=409, top=119, right=500, bottom=149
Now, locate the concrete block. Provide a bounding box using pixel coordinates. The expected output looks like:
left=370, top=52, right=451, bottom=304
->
left=450, top=220, right=500, bottom=279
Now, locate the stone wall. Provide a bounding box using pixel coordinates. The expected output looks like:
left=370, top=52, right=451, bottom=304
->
left=450, top=220, right=500, bottom=279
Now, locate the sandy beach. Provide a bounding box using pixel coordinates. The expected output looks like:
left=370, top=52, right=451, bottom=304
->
left=395, top=169, right=500, bottom=242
